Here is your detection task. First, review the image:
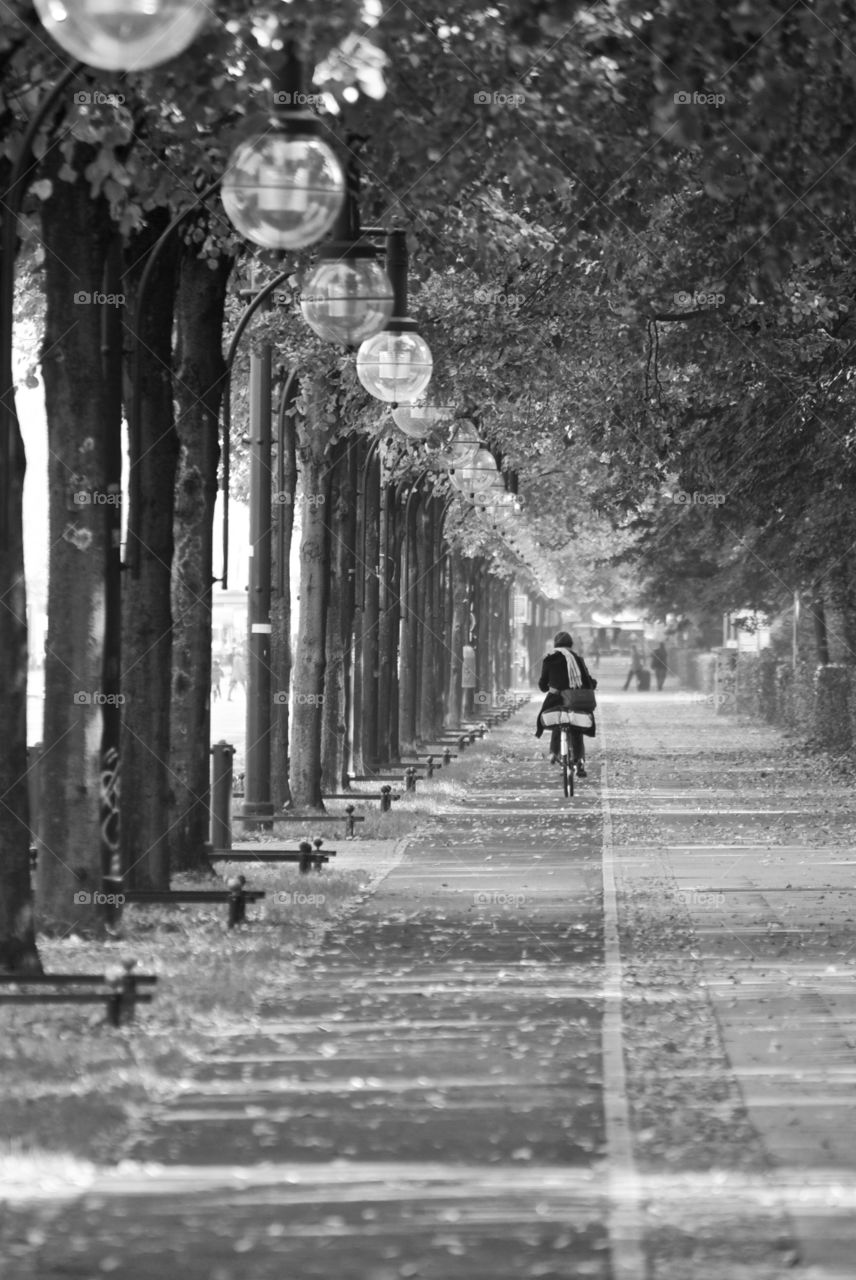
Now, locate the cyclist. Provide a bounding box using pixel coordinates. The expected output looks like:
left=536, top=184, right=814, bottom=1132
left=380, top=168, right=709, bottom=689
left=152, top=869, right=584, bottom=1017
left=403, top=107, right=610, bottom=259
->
left=534, top=630, right=597, bottom=777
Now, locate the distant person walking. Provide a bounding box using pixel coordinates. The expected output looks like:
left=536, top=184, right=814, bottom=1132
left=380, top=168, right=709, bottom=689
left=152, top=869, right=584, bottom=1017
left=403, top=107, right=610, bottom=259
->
left=622, top=644, right=644, bottom=691
left=650, top=642, right=669, bottom=691
left=227, top=650, right=246, bottom=701
left=211, top=658, right=223, bottom=701
left=461, top=643, right=477, bottom=716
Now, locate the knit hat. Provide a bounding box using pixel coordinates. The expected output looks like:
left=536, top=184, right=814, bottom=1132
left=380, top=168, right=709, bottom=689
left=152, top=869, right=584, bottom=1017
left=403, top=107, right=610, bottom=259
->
left=553, top=630, right=574, bottom=648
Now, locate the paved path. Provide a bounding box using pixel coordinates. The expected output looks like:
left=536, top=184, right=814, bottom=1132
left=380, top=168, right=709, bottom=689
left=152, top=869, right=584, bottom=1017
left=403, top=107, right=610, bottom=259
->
left=5, top=656, right=856, bottom=1279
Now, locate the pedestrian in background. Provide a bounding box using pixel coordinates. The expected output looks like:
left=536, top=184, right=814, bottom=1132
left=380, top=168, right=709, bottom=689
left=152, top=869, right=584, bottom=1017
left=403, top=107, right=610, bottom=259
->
left=211, top=658, right=223, bottom=701
left=461, top=642, right=476, bottom=716
left=228, top=650, right=247, bottom=701
left=622, top=643, right=643, bottom=691
left=650, top=642, right=669, bottom=691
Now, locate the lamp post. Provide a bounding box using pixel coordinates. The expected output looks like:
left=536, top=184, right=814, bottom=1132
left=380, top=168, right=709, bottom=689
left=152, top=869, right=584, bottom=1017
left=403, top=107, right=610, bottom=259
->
left=299, top=171, right=394, bottom=346
left=221, top=45, right=345, bottom=252
left=356, top=232, right=433, bottom=403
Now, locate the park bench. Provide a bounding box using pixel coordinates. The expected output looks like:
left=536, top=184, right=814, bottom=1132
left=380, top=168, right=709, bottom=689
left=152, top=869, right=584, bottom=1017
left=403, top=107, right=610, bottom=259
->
left=0, top=960, right=156, bottom=1027
left=412, top=749, right=456, bottom=763
left=209, top=838, right=334, bottom=873
left=398, top=755, right=441, bottom=777
left=231, top=808, right=365, bottom=838
left=349, top=766, right=419, bottom=792
left=103, top=873, right=265, bottom=928
left=325, top=783, right=401, bottom=812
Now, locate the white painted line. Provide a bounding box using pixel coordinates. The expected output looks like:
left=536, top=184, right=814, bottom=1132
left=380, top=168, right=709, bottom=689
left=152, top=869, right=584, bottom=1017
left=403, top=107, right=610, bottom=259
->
left=599, top=720, right=647, bottom=1277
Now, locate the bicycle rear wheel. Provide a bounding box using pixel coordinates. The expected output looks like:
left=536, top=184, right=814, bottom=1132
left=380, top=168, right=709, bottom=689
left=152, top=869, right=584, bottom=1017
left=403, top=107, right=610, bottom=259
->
left=562, top=730, right=574, bottom=797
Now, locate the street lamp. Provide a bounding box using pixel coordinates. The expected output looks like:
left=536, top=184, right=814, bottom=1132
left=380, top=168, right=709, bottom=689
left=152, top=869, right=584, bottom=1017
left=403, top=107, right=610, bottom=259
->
left=356, top=231, right=433, bottom=403
left=33, top=0, right=208, bottom=70
left=299, top=174, right=393, bottom=345
left=443, top=419, right=481, bottom=467
left=221, top=47, right=345, bottom=251
left=450, top=446, right=505, bottom=498
left=391, top=400, right=454, bottom=439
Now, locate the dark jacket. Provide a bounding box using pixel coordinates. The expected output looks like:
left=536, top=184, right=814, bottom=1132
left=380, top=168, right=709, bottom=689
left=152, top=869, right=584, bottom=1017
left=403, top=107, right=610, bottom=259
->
left=535, top=647, right=597, bottom=738
left=538, top=647, right=597, bottom=694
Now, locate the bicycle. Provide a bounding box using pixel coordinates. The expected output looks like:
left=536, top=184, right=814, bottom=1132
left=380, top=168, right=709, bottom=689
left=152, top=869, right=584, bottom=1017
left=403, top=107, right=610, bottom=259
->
left=542, top=708, right=588, bottom=799
left=559, top=718, right=574, bottom=798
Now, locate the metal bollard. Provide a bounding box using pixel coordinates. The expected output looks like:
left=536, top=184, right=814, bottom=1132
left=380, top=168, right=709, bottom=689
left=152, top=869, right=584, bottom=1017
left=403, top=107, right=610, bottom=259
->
left=298, top=840, right=313, bottom=874
left=425, top=755, right=435, bottom=779
left=380, top=784, right=392, bottom=813
left=443, top=748, right=452, bottom=767
left=27, top=741, right=42, bottom=870
left=104, top=959, right=138, bottom=1028
left=405, top=767, right=417, bottom=793
left=345, top=803, right=356, bottom=839
left=210, top=741, right=235, bottom=851
left=313, top=837, right=325, bottom=872
left=227, top=874, right=247, bottom=927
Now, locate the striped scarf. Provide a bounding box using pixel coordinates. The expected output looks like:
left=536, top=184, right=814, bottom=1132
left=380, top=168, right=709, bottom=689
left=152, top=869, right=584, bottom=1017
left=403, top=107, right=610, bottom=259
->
left=552, top=646, right=582, bottom=688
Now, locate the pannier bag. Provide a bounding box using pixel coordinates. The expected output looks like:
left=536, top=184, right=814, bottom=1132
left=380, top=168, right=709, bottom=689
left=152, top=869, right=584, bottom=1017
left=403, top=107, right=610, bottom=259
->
left=560, top=686, right=597, bottom=713
left=541, top=708, right=594, bottom=730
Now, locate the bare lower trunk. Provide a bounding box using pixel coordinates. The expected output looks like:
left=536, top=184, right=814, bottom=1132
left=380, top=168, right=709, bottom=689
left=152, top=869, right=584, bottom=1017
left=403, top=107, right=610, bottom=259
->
left=169, top=249, right=231, bottom=871
left=36, top=145, right=114, bottom=934
left=290, top=379, right=332, bottom=810
left=121, top=212, right=179, bottom=890
left=0, top=296, right=35, bottom=967
left=447, top=551, right=470, bottom=727
left=358, top=446, right=381, bottom=772
left=271, top=376, right=298, bottom=809
left=321, top=438, right=350, bottom=794
left=398, top=488, right=420, bottom=757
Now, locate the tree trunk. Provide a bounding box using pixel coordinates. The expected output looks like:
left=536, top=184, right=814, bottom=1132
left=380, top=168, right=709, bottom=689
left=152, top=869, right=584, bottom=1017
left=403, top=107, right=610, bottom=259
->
left=121, top=212, right=179, bottom=890
left=36, top=145, right=114, bottom=933
left=377, top=480, right=402, bottom=764
left=339, top=441, right=359, bottom=787
left=447, top=551, right=470, bottom=727
left=168, top=248, right=231, bottom=871
left=399, top=486, right=420, bottom=756
left=290, top=378, right=332, bottom=810
left=0, top=145, right=37, bottom=967
left=99, top=236, right=124, bottom=890
left=359, top=445, right=381, bottom=772
left=271, top=374, right=298, bottom=810
left=321, top=437, right=354, bottom=793
left=417, top=497, right=442, bottom=743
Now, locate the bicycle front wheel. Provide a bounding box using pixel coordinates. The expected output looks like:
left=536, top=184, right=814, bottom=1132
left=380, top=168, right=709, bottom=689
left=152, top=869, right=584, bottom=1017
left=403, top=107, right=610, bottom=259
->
left=562, top=736, right=573, bottom=797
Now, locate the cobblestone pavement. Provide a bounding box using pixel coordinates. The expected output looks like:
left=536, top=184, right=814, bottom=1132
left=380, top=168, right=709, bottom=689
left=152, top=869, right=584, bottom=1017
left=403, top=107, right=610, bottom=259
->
left=3, top=657, right=855, bottom=1279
